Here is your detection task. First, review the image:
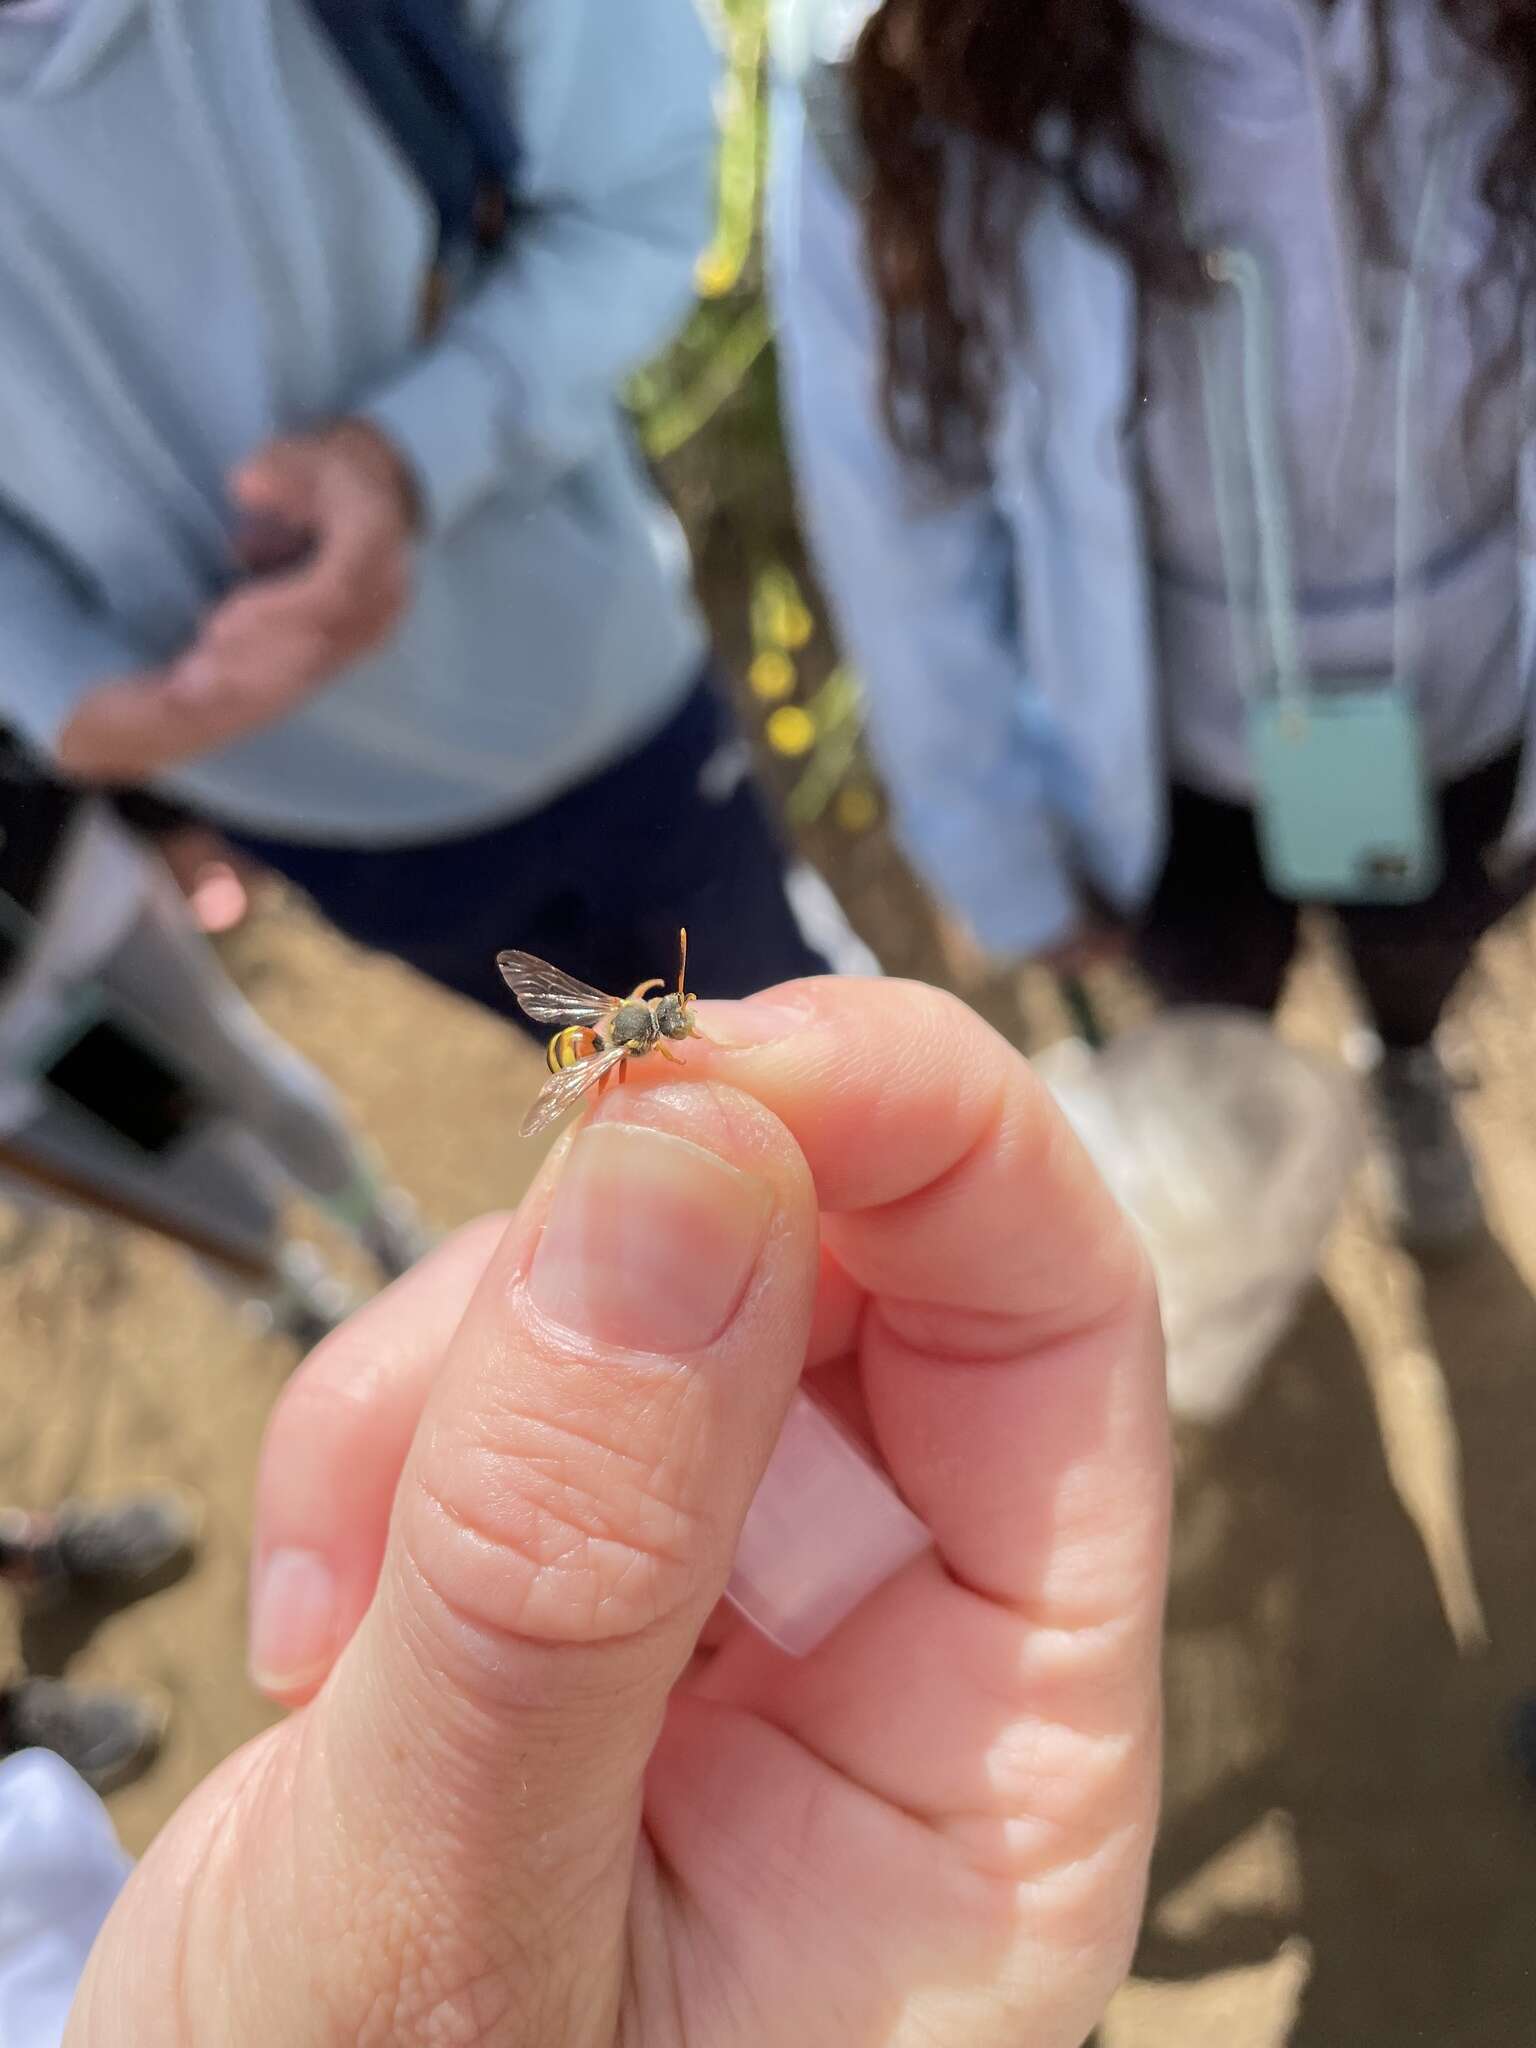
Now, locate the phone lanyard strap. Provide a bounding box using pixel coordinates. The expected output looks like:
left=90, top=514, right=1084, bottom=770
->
left=1201, top=246, right=1308, bottom=707
left=1392, top=123, right=1460, bottom=698
left=1191, top=125, right=1461, bottom=713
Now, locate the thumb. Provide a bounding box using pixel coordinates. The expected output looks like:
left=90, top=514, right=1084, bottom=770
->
left=298, top=1081, right=817, bottom=2038
left=231, top=439, right=322, bottom=524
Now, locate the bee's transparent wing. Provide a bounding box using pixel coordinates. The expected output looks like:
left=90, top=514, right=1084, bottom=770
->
left=497, top=950, right=616, bottom=1028
left=520, top=1043, right=630, bottom=1138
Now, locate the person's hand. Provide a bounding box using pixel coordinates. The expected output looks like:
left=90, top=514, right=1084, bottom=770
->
left=56, top=422, right=416, bottom=783
left=937, top=911, right=1132, bottom=992
left=1036, top=920, right=1132, bottom=978
left=66, top=978, right=1168, bottom=2048
left=934, top=911, right=996, bottom=990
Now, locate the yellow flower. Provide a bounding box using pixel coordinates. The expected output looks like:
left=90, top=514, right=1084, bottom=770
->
left=777, top=601, right=815, bottom=650
left=766, top=706, right=816, bottom=758
left=695, top=249, right=738, bottom=299
left=836, top=785, right=879, bottom=833
left=754, top=567, right=815, bottom=650
left=749, top=650, right=796, bottom=701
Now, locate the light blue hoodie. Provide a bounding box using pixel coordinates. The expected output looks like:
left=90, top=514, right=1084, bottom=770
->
left=0, top=0, right=716, bottom=842
left=771, top=0, right=1536, bottom=956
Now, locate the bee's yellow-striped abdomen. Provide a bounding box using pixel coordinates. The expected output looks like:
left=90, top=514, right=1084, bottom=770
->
left=547, top=1026, right=597, bottom=1074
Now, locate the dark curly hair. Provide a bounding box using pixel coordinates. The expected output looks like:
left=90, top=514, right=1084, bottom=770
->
left=849, top=0, right=1536, bottom=482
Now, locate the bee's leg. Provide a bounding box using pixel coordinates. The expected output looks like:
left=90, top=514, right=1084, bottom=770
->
left=657, top=1044, right=686, bottom=1064
left=590, top=1053, right=622, bottom=1100
left=627, top=978, right=664, bottom=1002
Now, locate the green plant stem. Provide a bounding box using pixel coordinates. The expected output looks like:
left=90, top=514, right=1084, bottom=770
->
left=641, top=301, right=773, bottom=459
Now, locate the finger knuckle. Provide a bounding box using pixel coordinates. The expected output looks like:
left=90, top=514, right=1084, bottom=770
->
left=356, top=608, right=399, bottom=652
left=305, top=590, right=353, bottom=634
left=945, top=1720, right=1157, bottom=1892
left=408, top=1392, right=706, bottom=1649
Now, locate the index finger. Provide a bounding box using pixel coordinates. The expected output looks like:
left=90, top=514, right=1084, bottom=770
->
left=688, top=978, right=1166, bottom=1619
left=692, top=977, right=1148, bottom=1334
left=56, top=667, right=268, bottom=779
left=207, top=507, right=398, bottom=647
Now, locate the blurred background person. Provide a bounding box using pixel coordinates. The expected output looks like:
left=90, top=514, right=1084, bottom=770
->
left=0, top=1489, right=194, bottom=2048
left=0, top=736, right=424, bottom=1324
left=0, top=0, right=829, bottom=1033
left=771, top=0, right=1536, bottom=1254
left=0, top=1488, right=198, bottom=1792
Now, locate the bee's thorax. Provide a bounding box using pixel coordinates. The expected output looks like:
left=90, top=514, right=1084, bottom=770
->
left=611, top=1002, right=657, bottom=1049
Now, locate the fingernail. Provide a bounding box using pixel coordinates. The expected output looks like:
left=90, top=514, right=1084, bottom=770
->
left=728, top=1391, right=931, bottom=1656
left=692, top=994, right=812, bottom=1047
left=249, top=1546, right=338, bottom=1694
left=529, top=1122, right=773, bottom=1352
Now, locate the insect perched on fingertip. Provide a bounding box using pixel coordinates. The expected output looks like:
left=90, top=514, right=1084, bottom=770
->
left=497, top=928, right=707, bottom=1138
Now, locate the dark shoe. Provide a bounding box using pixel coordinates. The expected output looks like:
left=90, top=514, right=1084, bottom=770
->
left=1364, top=1041, right=1485, bottom=1255
left=0, top=1490, right=201, bottom=1600
left=0, top=1677, right=167, bottom=1794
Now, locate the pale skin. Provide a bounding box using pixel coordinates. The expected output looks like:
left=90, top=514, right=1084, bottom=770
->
left=55, top=419, right=417, bottom=784
left=65, top=977, right=1169, bottom=2048
left=938, top=912, right=1131, bottom=987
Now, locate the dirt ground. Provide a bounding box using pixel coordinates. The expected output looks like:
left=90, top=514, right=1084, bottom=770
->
left=3, top=870, right=1535, bottom=2046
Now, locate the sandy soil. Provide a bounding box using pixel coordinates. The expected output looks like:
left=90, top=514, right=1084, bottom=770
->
left=3, top=876, right=1534, bottom=2046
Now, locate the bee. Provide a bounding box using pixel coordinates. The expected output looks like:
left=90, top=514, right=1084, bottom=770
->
left=497, top=927, right=706, bottom=1138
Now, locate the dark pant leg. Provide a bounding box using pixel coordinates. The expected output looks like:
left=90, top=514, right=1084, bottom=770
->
left=224, top=811, right=535, bottom=1016
left=1133, top=783, right=1300, bottom=1013
left=581, top=675, right=829, bottom=999
left=1337, top=747, right=1536, bottom=1048
left=225, top=674, right=827, bottom=1032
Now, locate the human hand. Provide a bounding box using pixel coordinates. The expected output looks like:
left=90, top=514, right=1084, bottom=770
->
left=55, top=422, right=416, bottom=783
left=1036, top=920, right=1132, bottom=977
left=66, top=978, right=1168, bottom=2048
left=934, top=911, right=996, bottom=990
left=181, top=419, right=417, bottom=699
left=937, top=911, right=1131, bottom=991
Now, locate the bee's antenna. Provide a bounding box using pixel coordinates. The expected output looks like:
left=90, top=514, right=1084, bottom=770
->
left=678, top=926, right=688, bottom=1002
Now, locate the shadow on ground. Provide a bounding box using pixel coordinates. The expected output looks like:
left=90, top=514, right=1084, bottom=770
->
left=1120, top=1250, right=1536, bottom=2046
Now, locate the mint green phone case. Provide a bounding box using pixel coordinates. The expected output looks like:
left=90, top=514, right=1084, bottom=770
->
left=1248, top=687, right=1442, bottom=904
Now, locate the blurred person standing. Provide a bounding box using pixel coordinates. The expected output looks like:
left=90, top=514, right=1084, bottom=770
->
left=0, top=731, right=424, bottom=1313
left=771, top=0, right=1536, bottom=1253
left=0, top=1491, right=199, bottom=1795
left=0, top=0, right=831, bottom=1026
left=0, top=1488, right=197, bottom=2048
